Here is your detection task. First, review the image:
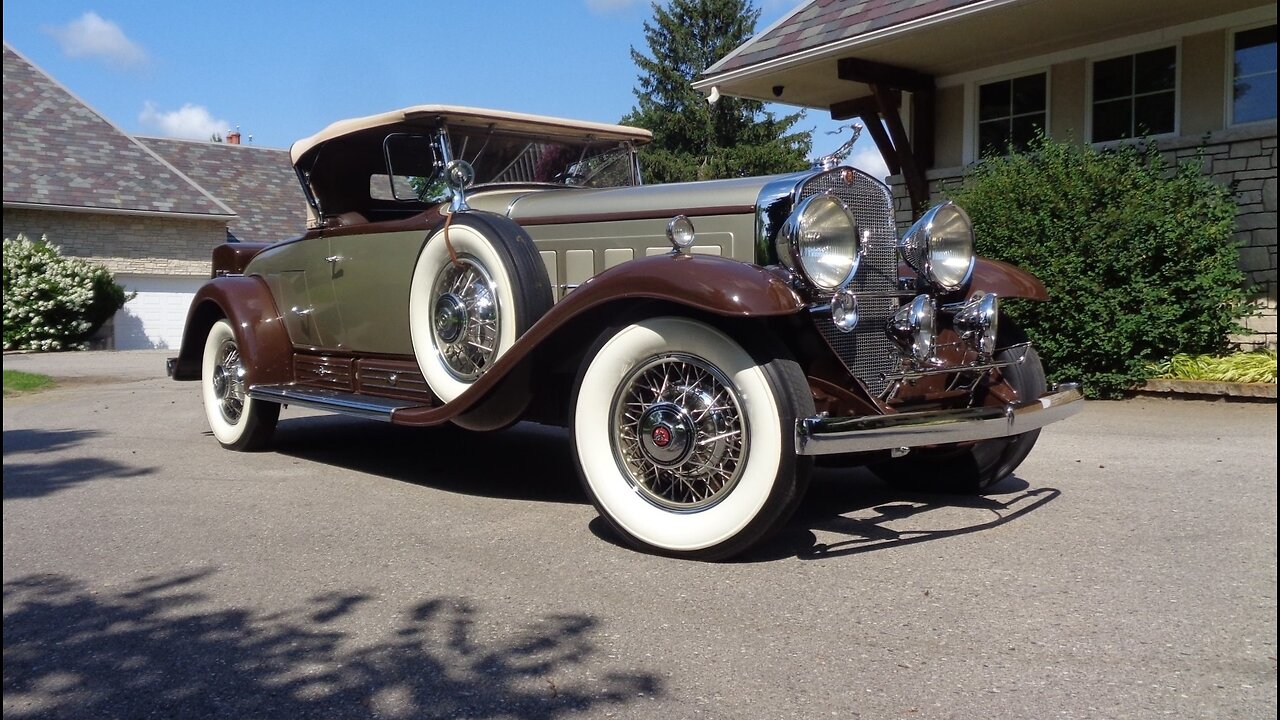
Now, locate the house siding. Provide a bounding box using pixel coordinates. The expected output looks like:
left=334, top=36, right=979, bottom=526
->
left=1181, top=31, right=1227, bottom=135
left=3, top=208, right=222, bottom=276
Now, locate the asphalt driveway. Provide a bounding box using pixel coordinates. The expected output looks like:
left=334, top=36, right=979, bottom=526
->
left=3, top=350, right=1276, bottom=719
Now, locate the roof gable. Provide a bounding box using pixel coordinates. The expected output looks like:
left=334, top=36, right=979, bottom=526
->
left=2, top=43, right=232, bottom=217
left=139, top=137, right=309, bottom=243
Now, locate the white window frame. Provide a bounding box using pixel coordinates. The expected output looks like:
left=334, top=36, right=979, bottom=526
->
left=972, top=69, right=1052, bottom=158
left=1085, top=42, right=1182, bottom=145
left=944, top=6, right=1274, bottom=164
left=1225, top=21, right=1279, bottom=128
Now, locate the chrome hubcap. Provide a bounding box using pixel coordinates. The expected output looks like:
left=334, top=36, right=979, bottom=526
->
left=638, top=404, right=694, bottom=467
left=433, top=293, right=467, bottom=344
left=430, top=256, right=499, bottom=381
left=611, top=354, right=748, bottom=511
left=212, top=340, right=245, bottom=424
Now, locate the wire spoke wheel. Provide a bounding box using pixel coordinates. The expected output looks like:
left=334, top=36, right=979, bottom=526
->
left=201, top=318, right=278, bottom=451
left=211, top=340, right=246, bottom=424
left=430, top=256, right=500, bottom=381
left=611, top=354, right=748, bottom=511
left=573, top=317, right=814, bottom=560
left=409, top=214, right=552, bottom=410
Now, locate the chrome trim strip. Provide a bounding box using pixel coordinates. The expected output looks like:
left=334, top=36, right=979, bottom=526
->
left=880, top=345, right=1028, bottom=382
left=248, top=384, right=426, bottom=422
left=795, top=383, right=1083, bottom=456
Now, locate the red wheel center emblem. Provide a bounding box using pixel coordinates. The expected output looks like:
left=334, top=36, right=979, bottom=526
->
left=651, top=426, right=672, bottom=447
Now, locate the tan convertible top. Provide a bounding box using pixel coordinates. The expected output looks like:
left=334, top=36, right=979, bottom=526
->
left=290, top=104, right=652, bottom=164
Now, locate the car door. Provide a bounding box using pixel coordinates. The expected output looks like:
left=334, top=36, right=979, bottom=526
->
left=325, top=229, right=426, bottom=355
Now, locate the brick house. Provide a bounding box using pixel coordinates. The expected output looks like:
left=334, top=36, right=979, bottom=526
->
left=2, top=43, right=307, bottom=350
left=696, top=0, right=1277, bottom=347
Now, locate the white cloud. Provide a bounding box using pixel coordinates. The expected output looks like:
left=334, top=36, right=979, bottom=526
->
left=848, top=143, right=890, bottom=181
left=139, top=102, right=230, bottom=141
left=584, top=0, right=641, bottom=12
left=45, top=12, right=146, bottom=68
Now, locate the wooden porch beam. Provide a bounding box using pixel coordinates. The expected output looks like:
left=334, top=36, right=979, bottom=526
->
left=837, top=57, right=934, bottom=93
left=829, top=92, right=897, bottom=121
left=862, top=114, right=901, bottom=176
left=829, top=92, right=901, bottom=175
left=871, top=82, right=928, bottom=215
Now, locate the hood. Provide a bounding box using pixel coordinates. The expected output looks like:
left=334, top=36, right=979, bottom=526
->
left=504, top=171, right=811, bottom=224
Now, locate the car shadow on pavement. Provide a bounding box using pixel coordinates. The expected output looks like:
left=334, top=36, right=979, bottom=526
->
left=742, top=469, right=1061, bottom=562
left=270, top=416, right=1059, bottom=563
left=2, top=570, right=661, bottom=719
left=2, top=428, right=156, bottom=500
left=271, top=416, right=587, bottom=504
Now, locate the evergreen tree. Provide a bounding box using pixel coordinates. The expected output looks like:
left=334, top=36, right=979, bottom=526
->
left=623, top=0, right=812, bottom=183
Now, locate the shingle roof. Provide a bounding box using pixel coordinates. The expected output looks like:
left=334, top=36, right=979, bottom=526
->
left=706, top=0, right=980, bottom=76
left=2, top=43, right=232, bottom=217
left=139, top=137, right=309, bottom=243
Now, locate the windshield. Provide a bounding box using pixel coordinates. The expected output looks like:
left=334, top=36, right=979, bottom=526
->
left=444, top=124, right=638, bottom=189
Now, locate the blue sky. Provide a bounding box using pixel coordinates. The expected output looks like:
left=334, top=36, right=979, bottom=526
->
left=2, top=0, right=888, bottom=177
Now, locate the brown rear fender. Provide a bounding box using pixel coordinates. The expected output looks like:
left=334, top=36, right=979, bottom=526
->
left=392, top=253, right=805, bottom=426
left=170, top=275, right=293, bottom=385
left=967, top=257, right=1049, bottom=301
left=212, top=242, right=273, bottom=277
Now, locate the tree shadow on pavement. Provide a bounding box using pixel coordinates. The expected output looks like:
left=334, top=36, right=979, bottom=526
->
left=2, top=429, right=155, bottom=500
left=3, top=570, right=660, bottom=720
left=3, top=429, right=99, bottom=456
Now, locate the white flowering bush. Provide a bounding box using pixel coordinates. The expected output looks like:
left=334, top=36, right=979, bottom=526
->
left=3, top=234, right=130, bottom=351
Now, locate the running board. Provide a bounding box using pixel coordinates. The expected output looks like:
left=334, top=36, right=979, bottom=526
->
left=248, top=384, right=427, bottom=422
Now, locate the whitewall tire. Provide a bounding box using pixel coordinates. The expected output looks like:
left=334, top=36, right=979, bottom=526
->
left=201, top=319, right=278, bottom=451
left=572, top=317, right=814, bottom=560
left=409, top=215, right=550, bottom=404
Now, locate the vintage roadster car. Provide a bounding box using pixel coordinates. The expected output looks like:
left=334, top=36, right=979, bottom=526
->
left=168, top=105, right=1082, bottom=560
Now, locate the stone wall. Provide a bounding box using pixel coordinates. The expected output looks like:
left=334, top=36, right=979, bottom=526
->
left=3, top=208, right=225, bottom=277
left=891, top=124, right=1278, bottom=349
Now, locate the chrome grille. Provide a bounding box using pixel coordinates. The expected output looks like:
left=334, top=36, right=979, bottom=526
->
left=798, top=170, right=900, bottom=395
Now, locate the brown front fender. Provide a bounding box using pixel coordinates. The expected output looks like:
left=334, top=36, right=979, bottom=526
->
left=170, top=275, right=293, bottom=385
left=391, top=253, right=805, bottom=425
left=967, top=257, right=1048, bottom=301
left=560, top=252, right=805, bottom=317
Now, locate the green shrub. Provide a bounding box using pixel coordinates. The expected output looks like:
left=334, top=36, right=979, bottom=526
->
left=945, top=136, right=1249, bottom=397
left=3, top=234, right=131, bottom=351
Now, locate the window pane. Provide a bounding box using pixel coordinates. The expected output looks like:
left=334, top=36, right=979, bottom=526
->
left=979, top=120, right=1011, bottom=156
left=1134, top=92, right=1175, bottom=135
left=979, top=80, right=1012, bottom=121
left=1094, top=56, right=1132, bottom=100
left=1235, top=71, right=1278, bottom=123
left=1012, top=73, right=1047, bottom=114
left=1235, top=25, right=1278, bottom=76
left=1134, top=47, right=1177, bottom=93
left=1011, top=114, right=1045, bottom=151
left=1093, top=98, right=1132, bottom=141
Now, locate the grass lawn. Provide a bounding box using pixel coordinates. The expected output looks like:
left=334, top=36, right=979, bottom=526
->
left=3, top=369, right=55, bottom=396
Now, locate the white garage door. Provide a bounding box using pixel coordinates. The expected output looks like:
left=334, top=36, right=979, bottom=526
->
left=113, top=274, right=206, bottom=350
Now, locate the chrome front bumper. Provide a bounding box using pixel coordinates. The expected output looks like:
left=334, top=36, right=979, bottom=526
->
left=795, top=384, right=1084, bottom=456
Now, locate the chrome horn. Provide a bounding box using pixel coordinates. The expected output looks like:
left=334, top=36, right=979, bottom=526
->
left=887, top=294, right=936, bottom=366
left=948, top=293, right=999, bottom=359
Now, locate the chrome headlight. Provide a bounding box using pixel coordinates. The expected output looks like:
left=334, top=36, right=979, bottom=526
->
left=776, top=193, right=861, bottom=291
left=898, top=201, right=975, bottom=291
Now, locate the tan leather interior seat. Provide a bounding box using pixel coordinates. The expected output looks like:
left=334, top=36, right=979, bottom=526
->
left=333, top=211, right=368, bottom=227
